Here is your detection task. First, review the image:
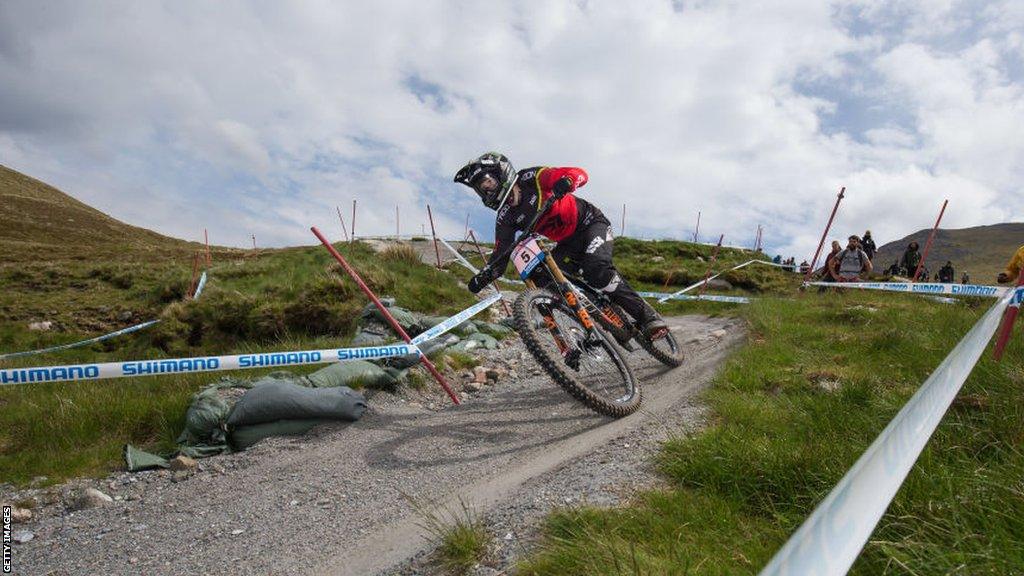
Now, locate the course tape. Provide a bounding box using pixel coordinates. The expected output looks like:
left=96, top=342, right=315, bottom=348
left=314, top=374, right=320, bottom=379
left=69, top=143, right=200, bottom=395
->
left=438, top=237, right=524, bottom=286
left=0, top=320, right=163, bottom=361
left=803, top=281, right=1006, bottom=298
left=411, top=293, right=503, bottom=346
left=1010, top=286, right=1024, bottom=308
left=193, top=271, right=208, bottom=299
left=638, top=291, right=751, bottom=304
left=759, top=287, right=1014, bottom=576
left=0, top=271, right=214, bottom=361
left=0, top=344, right=419, bottom=386
left=658, top=259, right=782, bottom=303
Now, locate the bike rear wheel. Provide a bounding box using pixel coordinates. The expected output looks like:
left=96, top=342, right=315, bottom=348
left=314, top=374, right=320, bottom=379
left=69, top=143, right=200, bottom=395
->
left=512, top=288, right=640, bottom=417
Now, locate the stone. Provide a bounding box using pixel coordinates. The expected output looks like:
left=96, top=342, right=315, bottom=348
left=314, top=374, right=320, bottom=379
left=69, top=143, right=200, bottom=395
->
left=706, top=278, right=733, bottom=290
left=117, top=310, right=134, bottom=322
left=472, top=366, right=488, bottom=384
left=710, top=329, right=727, bottom=339
left=651, top=256, right=665, bottom=262
left=13, top=531, right=34, bottom=544
left=171, top=471, right=190, bottom=483
left=485, top=367, right=506, bottom=382
left=231, top=529, right=245, bottom=536
left=28, top=321, right=53, bottom=331
left=10, top=507, right=32, bottom=524
left=464, top=381, right=484, bottom=393
left=70, top=488, right=113, bottom=511
left=169, top=455, right=198, bottom=471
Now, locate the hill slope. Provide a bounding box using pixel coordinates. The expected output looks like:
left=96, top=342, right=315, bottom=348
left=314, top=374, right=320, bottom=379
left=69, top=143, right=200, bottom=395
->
left=0, top=164, right=211, bottom=262
left=872, top=223, right=1023, bottom=282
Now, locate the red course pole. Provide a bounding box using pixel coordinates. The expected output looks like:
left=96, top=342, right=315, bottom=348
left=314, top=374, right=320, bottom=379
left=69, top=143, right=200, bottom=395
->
left=336, top=206, right=349, bottom=242
left=204, top=229, right=211, bottom=268
left=993, top=268, right=1024, bottom=361
left=912, top=199, right=948, bottom=283
left=468, top=230, right=513, bottom=317
left=351, top=199, right=357, bottom=242
left=699, top=234, right=725, bottom=296
left=311, top=227, right=461, bottom=405
left=188, top=252, right=200, bottom=299
left=427, top=204, right=443, bottom=268
left=804, top=186, right=846, bottom=284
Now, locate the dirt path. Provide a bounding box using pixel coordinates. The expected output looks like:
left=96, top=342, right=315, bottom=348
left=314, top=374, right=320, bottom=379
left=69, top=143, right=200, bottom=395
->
left=11, top=315, right=743, bottom=576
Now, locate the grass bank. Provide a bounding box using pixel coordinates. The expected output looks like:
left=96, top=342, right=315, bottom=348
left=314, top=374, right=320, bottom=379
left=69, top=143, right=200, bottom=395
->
left=519, top=290, right=1024, bottom=574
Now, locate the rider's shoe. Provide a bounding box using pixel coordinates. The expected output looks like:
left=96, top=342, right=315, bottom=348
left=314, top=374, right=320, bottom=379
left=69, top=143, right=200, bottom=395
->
left=642, top=317, right=669, bottom=341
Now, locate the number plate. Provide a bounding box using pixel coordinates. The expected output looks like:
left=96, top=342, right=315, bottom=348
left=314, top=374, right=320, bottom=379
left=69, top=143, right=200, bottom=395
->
left=512, top=237, right=546, bottom=280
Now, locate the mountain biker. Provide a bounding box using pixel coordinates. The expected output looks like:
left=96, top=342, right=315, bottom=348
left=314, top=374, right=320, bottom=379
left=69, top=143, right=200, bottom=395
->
left=454, top=152, right=669, bottom=340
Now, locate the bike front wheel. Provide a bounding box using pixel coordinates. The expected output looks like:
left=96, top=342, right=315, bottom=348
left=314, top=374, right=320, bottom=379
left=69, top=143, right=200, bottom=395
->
left=512, top=288, right=640, bottom=417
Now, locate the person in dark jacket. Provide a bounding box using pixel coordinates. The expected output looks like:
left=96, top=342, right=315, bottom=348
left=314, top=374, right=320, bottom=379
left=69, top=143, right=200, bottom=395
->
left=938, top=261, right=955, bottom=283
left=454, top=152, right=668, bottom=339
left=861, top=230, right=877, bottom=262
left=900, top=241, right=921, bottom=278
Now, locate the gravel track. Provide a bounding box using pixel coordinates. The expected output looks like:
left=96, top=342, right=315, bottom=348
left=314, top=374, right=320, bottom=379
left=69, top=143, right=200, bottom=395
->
left=8, top=314, right=743, bottom=576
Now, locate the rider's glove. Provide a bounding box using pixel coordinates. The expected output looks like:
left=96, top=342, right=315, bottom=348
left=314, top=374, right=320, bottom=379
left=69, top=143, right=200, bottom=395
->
left=467, top=268, right=494, bottom=294
left=552, top=176, right=574, bottom=199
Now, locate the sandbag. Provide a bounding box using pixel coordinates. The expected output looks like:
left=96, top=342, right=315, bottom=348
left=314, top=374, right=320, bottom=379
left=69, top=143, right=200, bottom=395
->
left=176, top=387, right=231, bottom=447
left=360, top=302, right=422, bottom=333
left=307, top=361, right=394, bottom=388
left=229, top=418, right=333, bottom=450
left=226, top=380, right=367, bottom=427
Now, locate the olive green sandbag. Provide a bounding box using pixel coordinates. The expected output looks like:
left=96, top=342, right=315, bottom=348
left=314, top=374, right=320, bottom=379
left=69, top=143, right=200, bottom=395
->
left=229, top=419, right=333, bottom=450
left=226, top=380, right=367, bottom=427
left=306, top=360, right=403, bottom=389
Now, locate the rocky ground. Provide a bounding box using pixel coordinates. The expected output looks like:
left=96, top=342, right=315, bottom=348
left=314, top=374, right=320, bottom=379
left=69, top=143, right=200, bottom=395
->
left=3, top=314, right=743, bottom=576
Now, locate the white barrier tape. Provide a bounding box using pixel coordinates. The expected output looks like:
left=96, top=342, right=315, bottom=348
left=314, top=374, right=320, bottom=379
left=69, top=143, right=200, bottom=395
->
left=438, top=237, right=480, bottom=273
left=438, top=237, right=525, bottom=286
left=1011, top=286, right=1024, bottom=308
left=0, top=320, right=163, bottom=361
left=803, top=281, right=1006, bottom=298
left=639, top=291, right=751, bottom=304
left=658, top=259, right=781, bottom=303
left=411, top=293, right=503, bottom=345
left=0, top=271, right=214, bottom=361
left=0, top=344, right=418, bottom=386
left=759, top=288, right=1014, bottom=576
left=193, top=271, right=208, bottom=299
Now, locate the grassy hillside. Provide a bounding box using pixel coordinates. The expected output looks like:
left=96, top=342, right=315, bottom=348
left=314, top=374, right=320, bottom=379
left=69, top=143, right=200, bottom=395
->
left=872, top=223, right=1023, bottom=282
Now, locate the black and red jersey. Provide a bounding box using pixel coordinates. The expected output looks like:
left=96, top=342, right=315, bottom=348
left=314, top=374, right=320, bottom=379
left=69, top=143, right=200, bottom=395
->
left=486, top=166, right=599, bottom=271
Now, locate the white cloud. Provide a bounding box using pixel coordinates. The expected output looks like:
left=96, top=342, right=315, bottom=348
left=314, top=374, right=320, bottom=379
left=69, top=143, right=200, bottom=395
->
left=0, top=0, right=1020, bottom=262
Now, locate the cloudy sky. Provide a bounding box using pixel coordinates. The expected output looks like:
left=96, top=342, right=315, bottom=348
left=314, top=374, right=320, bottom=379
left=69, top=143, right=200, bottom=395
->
left=1, top=1, right=1022, bottom=259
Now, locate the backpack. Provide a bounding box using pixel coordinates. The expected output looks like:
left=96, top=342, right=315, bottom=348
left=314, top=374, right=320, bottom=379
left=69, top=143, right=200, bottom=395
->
left=836, top=248, right=867, bottom=272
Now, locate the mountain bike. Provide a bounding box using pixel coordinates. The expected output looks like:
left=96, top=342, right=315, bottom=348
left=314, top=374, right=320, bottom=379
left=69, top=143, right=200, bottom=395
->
left=559, top=268, right=684, bottom=367
left=493, top=196, right=640, bottom=417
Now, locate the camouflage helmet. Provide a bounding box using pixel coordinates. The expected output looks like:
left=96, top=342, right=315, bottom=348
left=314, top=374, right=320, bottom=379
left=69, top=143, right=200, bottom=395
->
left=454, top=152, right=518, bottom=210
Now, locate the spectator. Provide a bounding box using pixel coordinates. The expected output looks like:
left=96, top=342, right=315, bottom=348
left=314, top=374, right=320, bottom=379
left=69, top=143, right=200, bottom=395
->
left=830, top=235, right=873, bottom=281
left=887, top=260, right=901, bottom=277
left=799, top=260, right=810, bottom=274
left=997, top=244, right=1024, bottom=283
left=961, top=271, right=970, bottom=284
left=901, top=241, right=921, bottom=279
left=918, top=265, right=930, bottom=283
left=773, top=254, right=783, bottom=265
left=861, top=230, right=877, bottom=262
left=817, top=240, right=842, bottom=292
left=938, top=261, right=955, bottom=283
